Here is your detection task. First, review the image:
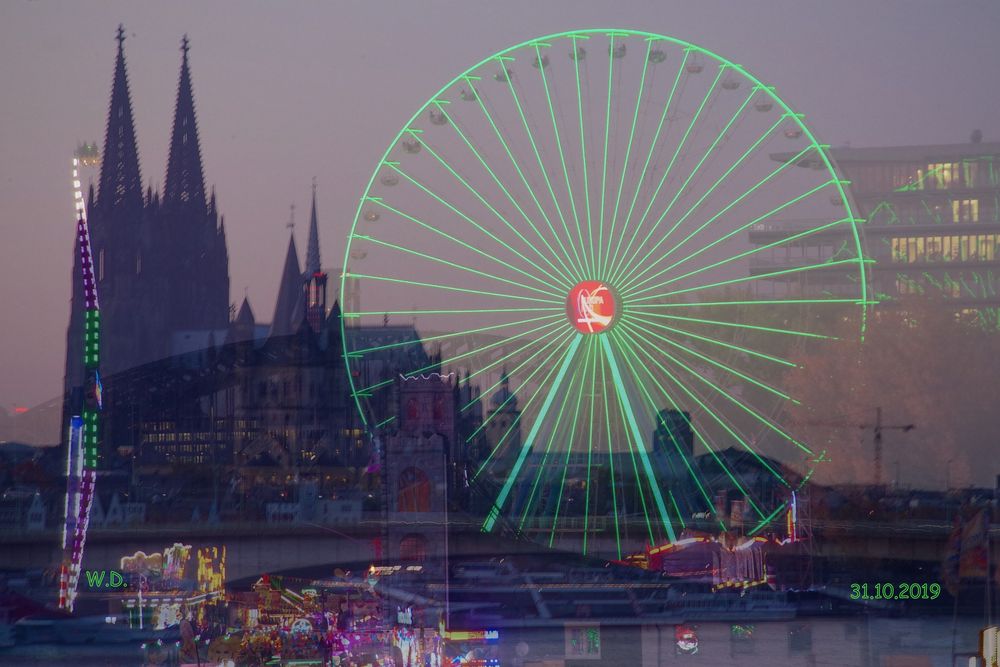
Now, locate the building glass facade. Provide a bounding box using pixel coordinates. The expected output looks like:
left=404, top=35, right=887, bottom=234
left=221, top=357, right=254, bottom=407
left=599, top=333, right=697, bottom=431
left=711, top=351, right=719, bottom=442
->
left=750, top=141, right=1000, bottom=325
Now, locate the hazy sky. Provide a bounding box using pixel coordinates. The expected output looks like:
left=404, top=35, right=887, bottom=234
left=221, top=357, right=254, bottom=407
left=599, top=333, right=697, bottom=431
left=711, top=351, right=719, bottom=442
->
left=1, top=0, right=999, bottom=410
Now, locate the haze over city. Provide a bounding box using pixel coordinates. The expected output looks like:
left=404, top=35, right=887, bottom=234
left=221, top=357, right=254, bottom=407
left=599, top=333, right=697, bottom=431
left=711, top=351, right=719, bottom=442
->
left=4, top=4, right=1000, bottom=665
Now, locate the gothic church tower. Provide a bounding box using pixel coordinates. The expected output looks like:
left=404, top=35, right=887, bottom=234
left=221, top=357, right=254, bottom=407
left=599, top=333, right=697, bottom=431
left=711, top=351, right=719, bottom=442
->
left=63, top=27, right=231, bottom=452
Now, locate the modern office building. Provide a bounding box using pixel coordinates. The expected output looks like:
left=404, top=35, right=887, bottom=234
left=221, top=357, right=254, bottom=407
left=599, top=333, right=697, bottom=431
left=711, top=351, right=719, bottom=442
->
left=749, top=137, right=1000, bottom=324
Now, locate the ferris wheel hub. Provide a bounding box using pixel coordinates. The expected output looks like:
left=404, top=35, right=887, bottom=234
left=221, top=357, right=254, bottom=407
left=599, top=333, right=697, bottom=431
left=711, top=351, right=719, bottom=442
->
left=567, top=280, right=618, bottom=334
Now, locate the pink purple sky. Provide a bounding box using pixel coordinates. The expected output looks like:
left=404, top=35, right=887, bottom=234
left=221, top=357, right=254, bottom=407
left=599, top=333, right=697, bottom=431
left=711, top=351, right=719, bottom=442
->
left=1, top=0, right=999, bottom=410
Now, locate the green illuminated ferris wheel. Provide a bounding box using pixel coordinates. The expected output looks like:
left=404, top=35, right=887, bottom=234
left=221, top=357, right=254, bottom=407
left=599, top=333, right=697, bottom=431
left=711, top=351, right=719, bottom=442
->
left=342, top=29, right=868, bottom=557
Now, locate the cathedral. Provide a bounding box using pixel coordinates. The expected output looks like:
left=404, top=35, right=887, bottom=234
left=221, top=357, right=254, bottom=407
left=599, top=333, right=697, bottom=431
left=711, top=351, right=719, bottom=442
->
left=59, top=27, right=489, bottom=528
left=61, top=26, right=348, bottom=478
left=64, top=27, right=229, bottom=395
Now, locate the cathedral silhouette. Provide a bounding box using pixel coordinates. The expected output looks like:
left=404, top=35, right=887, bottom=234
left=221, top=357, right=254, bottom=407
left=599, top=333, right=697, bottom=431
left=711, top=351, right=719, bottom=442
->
left=58, top=28, right=485, bottom=527
left=65, top=26, right=229, bottom=389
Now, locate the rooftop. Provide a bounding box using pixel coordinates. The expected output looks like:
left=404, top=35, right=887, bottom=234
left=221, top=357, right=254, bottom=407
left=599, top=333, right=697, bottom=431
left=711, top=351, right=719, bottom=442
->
left=773, top=141, right=1000, bottom=167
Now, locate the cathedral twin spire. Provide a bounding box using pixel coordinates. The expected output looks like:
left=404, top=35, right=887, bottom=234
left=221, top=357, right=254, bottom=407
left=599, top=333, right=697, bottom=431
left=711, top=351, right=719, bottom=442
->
left=97, top=25, right=142, bottom=212
left=164, top=35, right=208, bottom=214
left=84, top=25, right=229, bottom=377
left=97, top=25, right=209, bottom=218
left=95, top=25, right=324, bottom=342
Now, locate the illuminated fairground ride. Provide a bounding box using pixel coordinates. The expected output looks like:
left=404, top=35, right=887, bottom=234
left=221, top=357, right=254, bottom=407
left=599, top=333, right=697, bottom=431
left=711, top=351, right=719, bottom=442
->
left=59, top=145, right=103, bottom=610
left=342, top=30, right=870, bottom=558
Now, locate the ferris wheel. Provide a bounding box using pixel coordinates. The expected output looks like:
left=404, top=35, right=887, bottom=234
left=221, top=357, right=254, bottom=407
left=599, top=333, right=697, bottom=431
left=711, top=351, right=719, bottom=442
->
left=341, top=29, right=868, bottom=557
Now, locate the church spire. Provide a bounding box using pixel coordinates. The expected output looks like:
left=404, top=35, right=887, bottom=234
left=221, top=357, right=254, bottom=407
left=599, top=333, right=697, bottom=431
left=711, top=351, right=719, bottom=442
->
left=305, top=179, right=321, bottom=275
left=270, top=231, right=304, bottom=338
left=227, top=296, right=256, bottom=344
left=97, top=24, right=143, bottom=212
left=164, top=34, right=207, bottom=213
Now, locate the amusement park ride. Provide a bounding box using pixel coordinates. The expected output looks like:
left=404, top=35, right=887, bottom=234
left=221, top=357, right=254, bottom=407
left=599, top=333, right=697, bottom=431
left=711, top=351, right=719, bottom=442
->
left=58, top=143, right=102, bottom=611
left=342, top=29, right=870, bottom=559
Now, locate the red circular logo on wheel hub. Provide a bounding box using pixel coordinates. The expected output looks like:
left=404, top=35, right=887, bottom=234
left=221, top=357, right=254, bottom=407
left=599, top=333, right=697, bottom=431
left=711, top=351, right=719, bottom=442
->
left=567, top=281, right=617, bottom=334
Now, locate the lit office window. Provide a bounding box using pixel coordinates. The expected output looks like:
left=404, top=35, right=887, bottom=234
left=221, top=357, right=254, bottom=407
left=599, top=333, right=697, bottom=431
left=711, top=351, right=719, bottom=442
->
left=891, top=233, right=1000, bottom=263
left=963, top=160, right=980, bottom=188
left=951, top=199, right=979, bottom=223
left=928, top=162, right=959, bottom=189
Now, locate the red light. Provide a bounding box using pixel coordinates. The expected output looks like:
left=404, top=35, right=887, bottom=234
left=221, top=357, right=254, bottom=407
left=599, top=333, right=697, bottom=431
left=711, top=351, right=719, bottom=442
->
left=567, top=281, right=617, bottom=334
left=13, top=406, right=28, bottom=414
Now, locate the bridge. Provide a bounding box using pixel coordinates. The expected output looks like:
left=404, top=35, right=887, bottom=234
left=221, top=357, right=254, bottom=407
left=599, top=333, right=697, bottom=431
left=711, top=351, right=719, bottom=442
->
left=0, top=514, right=977, bottom=589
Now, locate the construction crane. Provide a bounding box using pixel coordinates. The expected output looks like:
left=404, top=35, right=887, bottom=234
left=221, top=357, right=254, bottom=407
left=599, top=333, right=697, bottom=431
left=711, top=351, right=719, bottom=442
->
left=867, top=407, right=916, bottom=486
left=792, top=407, right=915, bottom=486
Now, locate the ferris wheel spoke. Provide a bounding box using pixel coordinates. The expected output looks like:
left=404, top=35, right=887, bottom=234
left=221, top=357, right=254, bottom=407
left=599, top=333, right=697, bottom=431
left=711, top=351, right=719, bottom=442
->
left=610, top=118, right=784, bottom=287
left=747, top=501, right=793, bottom=538
left=595, top=33, right=624, bottom=278
left=470, top=80, right=584, bottom=285
left=570, top=35, right=597, bottom=274
left=618, top=311, right=834, bottom=341
left=603, top=38, right=653, bottom=281
left=496, top=59, right=587, bottom=280
left=609, top=49, right=690, bottom=281
left=624, top=312, right=796, bottom=369
left=363, top=198, right=560, bottom=293
left=615, top=338, right=799, bottom=513
left=599, top=334, right=678, bottom=542
left=347, top=307, right=561, bottom=320
left=351, top=312, right=562, bottom=356
left=388, top=148, right=575, bottom=290
left=462, top=327, right=573, bottom=414
left=620, top=316, right=814, bottom=456
left=345, top=272, right=560, bottom=305
left=353, top=318, right=566, bottom=397
left=609, top=83, right=755, bottom=285
left=547, top=338, right=590, bottom=548
left=612, top=326, right=771, bottom=517
left=483, top=334, right=584, bottom=532
left=473, top=329, right=578, bottom=470
left=457, top=321, right=572, bottom=397
left=622, top=317, right=791, bottom=402
left=594, top=347, right=624, bottom=555
left=616, top=143, right=820, bottom=291
left=405, top=122, right=580, bottom=288
left=476, top=355, right=578, bottom=514
left=533, top=44, right=592, bottom=277
left=624, top=216, right=857, bottom=301
left=606, top=354, right=657, bottom=548
left=611, top=66, right=724, bottom=282
left=465, top=332, right=572, bottom=456
left=631, top=257, right=861, bottom=303
left=617, top=323, right=795, bottom=494
left=623, top=185, right=840, bottom=301
left=430, top=101, right=580, bottom=289
left=614, top=122, right=798, bottom=290
left=356, top=234, right=564, bottom=299
left=628, top=297, right=872, bottom=310
left=611, top=334, right=722, bottom=528
left=516, top=354, right=585, bottom=533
